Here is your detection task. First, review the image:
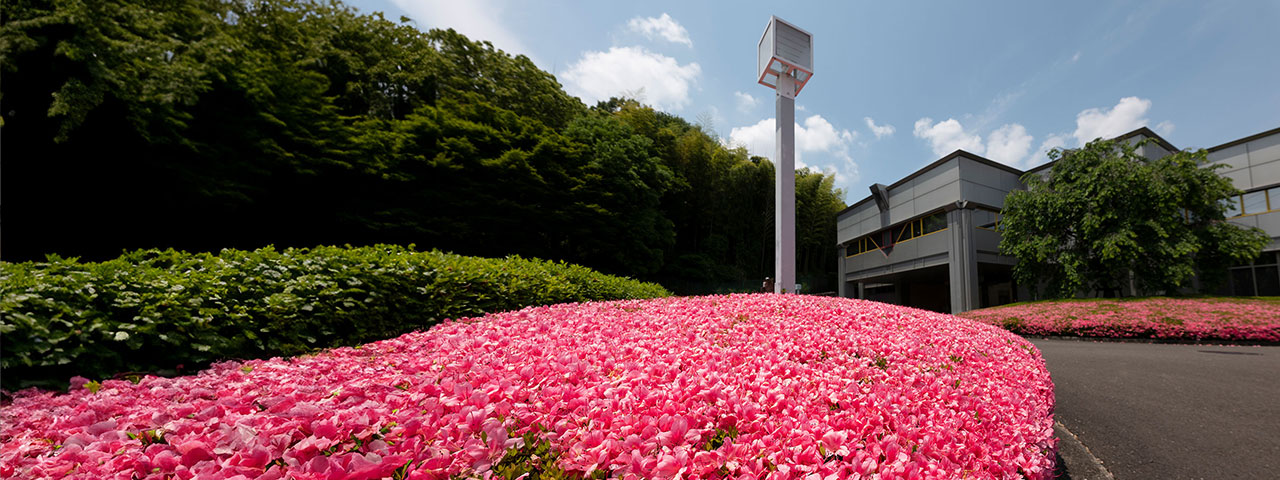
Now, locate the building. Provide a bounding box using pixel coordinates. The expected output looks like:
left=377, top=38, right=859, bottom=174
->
left=835, top=126, right=1280, bottom=313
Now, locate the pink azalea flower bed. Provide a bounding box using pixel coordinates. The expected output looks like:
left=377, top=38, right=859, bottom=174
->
left=959, top=297, right=1280, bottom=343
left=1, top=294, right=1056, bottom=479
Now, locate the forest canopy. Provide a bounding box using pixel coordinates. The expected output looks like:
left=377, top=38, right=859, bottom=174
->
left=1, top=0, right=847, bottom=293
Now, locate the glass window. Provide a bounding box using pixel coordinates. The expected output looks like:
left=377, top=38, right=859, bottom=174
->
left=849, top=238, right=868, bottom=256
left=1231, top=268, right=1256, bottom=296
left=1268, top=186, right=1280, bottom=212
left=923, top=213, right=947, bottom=234
left=973, top=209, right=1000, bottom=229
left=1223, top=196, right=1242, bottom=217
left=1256, top=266, right=1280, bottom=296
left=1242, top=191, right=1267, bottom=215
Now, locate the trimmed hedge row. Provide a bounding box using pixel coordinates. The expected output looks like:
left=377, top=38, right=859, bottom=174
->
left=0, top=245, right=671, bottom=390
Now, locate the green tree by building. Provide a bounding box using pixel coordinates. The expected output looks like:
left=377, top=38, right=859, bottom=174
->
left=1000, top=138, right=1270, bottom=298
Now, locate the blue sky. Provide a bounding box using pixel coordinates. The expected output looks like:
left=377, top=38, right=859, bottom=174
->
left=347, top=0, right=1280, bottom=203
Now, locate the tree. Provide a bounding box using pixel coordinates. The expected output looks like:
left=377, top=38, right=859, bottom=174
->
left=2, top=0, right=850, bottom=294
left=999, top=138, right=1270, bottom=298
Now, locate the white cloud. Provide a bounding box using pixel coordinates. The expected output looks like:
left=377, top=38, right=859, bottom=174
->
left=727, top=115, right=860, bottom=187
left=733, top=91, right=759, bottom=113
left=562, top=46, right=700, bottom=111
left=985, top=124, right=1034, bottom=168
left=627, top=13, right=692, bottom=47
left=864, top=117, right=896, bottom=139
left=1032, top=133, right=1070, bottom=165
left=914, top=117, right=1039, bottom=168
left=727, top=118, right=774, bottom=158
left=798, top=115, right=858, bottom=153
left=913, top=118, right=985, bottom=156
left=391, top=0, right=534, bottom=60
left=1155, top=120, right=1175, bottom=137
left=1073, top=96, right=1151, bottom=145
left=1071, top=51, right=1081, bottom=62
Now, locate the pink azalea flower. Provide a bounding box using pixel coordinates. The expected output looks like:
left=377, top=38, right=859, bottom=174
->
left=1, top=295, right=1057, bottom=479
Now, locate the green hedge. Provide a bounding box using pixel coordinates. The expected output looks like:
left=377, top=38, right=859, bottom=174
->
left=0, top=245, right=670, bottom=390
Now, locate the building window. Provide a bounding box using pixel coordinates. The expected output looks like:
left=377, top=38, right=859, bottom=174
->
left=1223, top=185, right=1280, bottom=218
left=1227, top=251, right=1280, bottom=297
left=1223, top=196, right=1242, bottom=217
left=974, top=209, right=1001, bottom=231
left=845, top=211, right=946, bottom=257
left=1242, top=191, right=1267, bottom=215
left=846, top=236, right=880, bottom=257
left=894, top=211, right=947, bottom=244
left=923, top=213, right=947, bottom=235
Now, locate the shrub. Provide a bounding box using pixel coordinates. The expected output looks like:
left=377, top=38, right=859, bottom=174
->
left=0, top=245, right=670, bottom=390
left=960, top=297, right=1280, bottom=342
left=0, top=294, right=1057, bottom=479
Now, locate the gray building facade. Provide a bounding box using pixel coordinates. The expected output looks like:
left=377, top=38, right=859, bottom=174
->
left=836, top=126, right=1280, bottom=313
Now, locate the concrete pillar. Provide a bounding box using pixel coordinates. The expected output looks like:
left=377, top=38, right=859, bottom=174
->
left=947, top=206, right=979, bottom=313
left=837, top=245, right=847, bottom=297
left=774, top=74, right=796, bottom=294
left=856, top=282, right=865, bottom=299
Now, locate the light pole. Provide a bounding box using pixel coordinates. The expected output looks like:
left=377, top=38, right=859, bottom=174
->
left=757, top=16, right=813, bottom=294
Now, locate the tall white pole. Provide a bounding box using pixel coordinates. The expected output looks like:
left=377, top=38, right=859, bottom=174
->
left=775, top=73, right=797, bottom=294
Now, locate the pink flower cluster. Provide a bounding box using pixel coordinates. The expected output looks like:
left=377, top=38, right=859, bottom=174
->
left=2, top=294, right=1056, bottom=479
left=960, top=297, right=1280, bottom=342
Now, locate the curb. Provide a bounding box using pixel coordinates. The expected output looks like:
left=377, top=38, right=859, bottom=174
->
left=1020, top=335, right=1278, bottom=347
left=1053, top=421, right=1114, bottom=480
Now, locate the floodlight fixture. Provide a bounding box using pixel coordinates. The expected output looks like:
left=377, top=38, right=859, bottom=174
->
left=757, top=16, right=814, bottom=98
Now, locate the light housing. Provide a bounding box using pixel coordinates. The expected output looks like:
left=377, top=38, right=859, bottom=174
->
left=757, top=16, right=814, bottom=95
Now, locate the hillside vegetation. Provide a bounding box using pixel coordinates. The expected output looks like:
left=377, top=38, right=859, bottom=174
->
left=1, top=0, right=846, bottom=293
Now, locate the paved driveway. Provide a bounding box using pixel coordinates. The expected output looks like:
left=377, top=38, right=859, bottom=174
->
left=1032, top=339, right=1280, bottom=479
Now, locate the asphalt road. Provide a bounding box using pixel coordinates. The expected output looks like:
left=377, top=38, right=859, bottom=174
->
left=1032, top=339, right=1280, bottom=479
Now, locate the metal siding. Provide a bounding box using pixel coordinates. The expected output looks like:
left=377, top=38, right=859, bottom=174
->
left=855, top=217, right=878, bottom=234
left=836, top=226, right=857, bottom=245
left=843, top=222, right=954, bottom=282
left=889, top=184, right=913, bottom=207
left=1247, top=132, right=1280, bottom=166
left=961, top=180, right=1013, bottom=208
left=996, top=168, right=1027, bottom=194
left=757, top=23, right=774, bottom=79
left=959, top=158, right=1022, bottom=191
left=1256, top=211, right=1280, bottom=240
left=836, top=203, right=877, bottom=244
left=913, top=230, right=951, bottom=257
left=1222, top=169, right=1253, bottom=190
left=976, top=251, right=1016, bottom=266
left=914, top=183, right=961, bottom=213
left=914, top=160, right=961, bottom=195
left=1210, top=144, right=1250, bottom=172
left=845, top=252, right=951, bottom=282
left=1227, top=215, right=1260, bottom=229
left=888, top=204, right=916, bottom=226
left=971, top=228, right=1003, bottom=253
left=847, top=249, right=889, bottom=272
left=774, top=23, right=810, bottom=68
left=1251, top=159, right=1280, bottom=188
left=1138, top=141, right=1173, bottom=161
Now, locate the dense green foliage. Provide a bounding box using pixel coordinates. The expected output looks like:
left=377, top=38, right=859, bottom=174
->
left=1000, top=139, right=1270, bottom=297
left=1, top=0, right=846, bottom=293
left=0, top=245, right=670, bottom=390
